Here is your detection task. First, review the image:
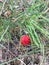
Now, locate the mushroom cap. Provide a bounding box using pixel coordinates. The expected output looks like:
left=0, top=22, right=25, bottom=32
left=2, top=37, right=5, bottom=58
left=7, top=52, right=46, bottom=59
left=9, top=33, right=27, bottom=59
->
left=20, top=35, right=30, bottom=45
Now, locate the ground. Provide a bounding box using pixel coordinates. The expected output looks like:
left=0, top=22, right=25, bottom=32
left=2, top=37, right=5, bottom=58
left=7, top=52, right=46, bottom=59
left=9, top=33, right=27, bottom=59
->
left=0, top=0, right=49, bottom=65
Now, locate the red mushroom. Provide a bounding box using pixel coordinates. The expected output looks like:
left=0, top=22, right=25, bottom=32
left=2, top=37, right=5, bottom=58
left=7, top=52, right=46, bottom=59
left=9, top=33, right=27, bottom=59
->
left=20, top=35, right=30, bottom=46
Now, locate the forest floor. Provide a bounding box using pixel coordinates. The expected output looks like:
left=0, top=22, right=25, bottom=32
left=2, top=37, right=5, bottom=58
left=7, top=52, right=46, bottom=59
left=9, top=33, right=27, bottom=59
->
left=0, top=0, right=49, bottom=65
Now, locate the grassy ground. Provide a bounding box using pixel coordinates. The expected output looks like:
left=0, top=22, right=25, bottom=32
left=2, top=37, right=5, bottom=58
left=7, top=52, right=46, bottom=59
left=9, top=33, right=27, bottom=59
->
left=0, top=0, right=49, bottom=65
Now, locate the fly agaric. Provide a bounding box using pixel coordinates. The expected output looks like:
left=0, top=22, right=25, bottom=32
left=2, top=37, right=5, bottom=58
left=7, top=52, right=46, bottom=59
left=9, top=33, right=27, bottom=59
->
left=20, top=35, right=30, bottom=46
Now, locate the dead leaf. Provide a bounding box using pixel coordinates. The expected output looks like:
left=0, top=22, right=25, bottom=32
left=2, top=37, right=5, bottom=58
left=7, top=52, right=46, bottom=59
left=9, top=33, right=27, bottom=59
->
left=4, top=10, right=11, bottom=17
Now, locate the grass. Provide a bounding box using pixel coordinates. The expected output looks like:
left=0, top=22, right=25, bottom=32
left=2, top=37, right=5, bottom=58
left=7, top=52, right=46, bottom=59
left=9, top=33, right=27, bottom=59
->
left=0, top=0, right=49, bottom=65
